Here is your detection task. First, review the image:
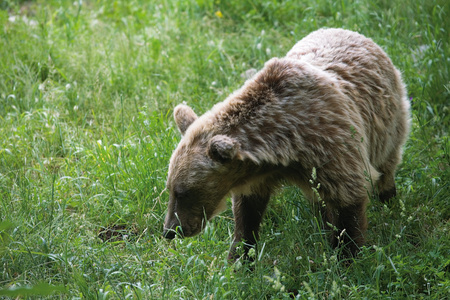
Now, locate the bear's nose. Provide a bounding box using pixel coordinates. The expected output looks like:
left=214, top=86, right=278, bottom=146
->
left=163, top=228, right=176, bottom=240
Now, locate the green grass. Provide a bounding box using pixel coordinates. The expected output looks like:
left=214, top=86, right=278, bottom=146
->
left=0, top=0, right=449, bottom=298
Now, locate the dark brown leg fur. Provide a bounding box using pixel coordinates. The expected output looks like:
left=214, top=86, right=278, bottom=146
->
left=322, top=201, right=368, bottom=258
left=228, top=193, right=270, bottom=261
left=376, top=156, right=400, bottom=203
left=378, top=185, right=397, bottom=203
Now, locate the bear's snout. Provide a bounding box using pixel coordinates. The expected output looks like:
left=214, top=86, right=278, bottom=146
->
left=163, top=228, right=176, bottom=239
left=163, top=217, right=182, bottom=239
left=163, top=213, right=203, bottom=239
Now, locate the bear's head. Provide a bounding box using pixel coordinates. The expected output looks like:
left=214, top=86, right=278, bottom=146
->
left=163, top=104, right=244, bottom=239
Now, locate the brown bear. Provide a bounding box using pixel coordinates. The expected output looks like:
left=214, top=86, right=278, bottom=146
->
left=163, top=28, right=410, bottom=259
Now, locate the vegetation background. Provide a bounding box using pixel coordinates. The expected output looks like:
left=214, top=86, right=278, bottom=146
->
left=0, top=0, right=448, bottom=298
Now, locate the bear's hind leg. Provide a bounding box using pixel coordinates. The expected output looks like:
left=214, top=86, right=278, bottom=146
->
left=325, top=200, right=368, bottom=258
left=376, top=150, right=402, bottom=203
left=377, top=173, right=397, bottom=203
left=229, top=193, right=270, bottom=261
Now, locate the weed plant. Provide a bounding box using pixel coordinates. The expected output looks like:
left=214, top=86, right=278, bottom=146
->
left=0, top=0, right=448, bottom=298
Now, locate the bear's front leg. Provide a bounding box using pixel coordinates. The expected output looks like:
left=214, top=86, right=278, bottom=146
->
left=228, top=193, right=270, bottom=261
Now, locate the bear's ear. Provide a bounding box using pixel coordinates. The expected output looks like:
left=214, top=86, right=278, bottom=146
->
left=174, top=104, right=198, bottom=135
left=207, top=135, right=240, bottom=163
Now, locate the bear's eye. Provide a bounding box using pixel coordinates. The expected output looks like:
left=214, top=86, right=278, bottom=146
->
left=174, top=186, right=188, bottom=201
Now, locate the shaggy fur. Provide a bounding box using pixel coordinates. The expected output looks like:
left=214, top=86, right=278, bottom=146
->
left=163, top=28, right=410, bottom=259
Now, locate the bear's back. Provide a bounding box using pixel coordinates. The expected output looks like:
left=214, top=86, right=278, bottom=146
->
left=287, top=28, right=386, bottom=69
left=287, top=28, right=400, bottom=94
left=287, top=28, right=409, bottom=167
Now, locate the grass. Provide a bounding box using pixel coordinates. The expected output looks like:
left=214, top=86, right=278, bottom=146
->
left=0, top=0, right=448, bottom=298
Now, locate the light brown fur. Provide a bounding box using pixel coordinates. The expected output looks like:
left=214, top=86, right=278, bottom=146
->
left=163, top=28, right=410, bottom=258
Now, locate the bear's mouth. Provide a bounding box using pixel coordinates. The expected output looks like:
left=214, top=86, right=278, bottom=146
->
left=163, top=214, right=204, bottom=239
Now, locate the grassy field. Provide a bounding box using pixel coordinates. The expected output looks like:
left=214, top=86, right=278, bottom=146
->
left=0, top=0, right=448, bottom=298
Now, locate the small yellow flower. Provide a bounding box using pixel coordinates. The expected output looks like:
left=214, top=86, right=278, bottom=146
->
left=215, top=10, right=223, bottom=18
